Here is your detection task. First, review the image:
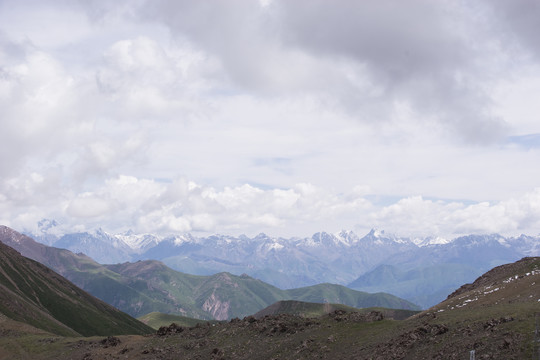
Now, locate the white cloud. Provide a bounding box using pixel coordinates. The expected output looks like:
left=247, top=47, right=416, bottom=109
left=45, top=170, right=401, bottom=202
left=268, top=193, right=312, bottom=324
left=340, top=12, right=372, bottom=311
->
left=370, top=189, right=540, bottom=237
left=0, top=0, right=540, bottom=238
left=67, top=194, right=115, bottom=218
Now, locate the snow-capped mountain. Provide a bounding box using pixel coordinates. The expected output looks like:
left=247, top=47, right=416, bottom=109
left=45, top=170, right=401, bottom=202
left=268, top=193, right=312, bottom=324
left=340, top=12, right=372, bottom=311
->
left=24, top=220, right=540, bottom=308
left=411, top=235, right=451, bottom=247
left=115, top=231, right=161, bottom=253
left=52, top=228, right=134, bottom=264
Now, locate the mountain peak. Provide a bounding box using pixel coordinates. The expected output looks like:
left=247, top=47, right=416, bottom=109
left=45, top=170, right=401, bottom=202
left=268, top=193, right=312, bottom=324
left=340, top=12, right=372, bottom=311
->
left=0, top=225, right=27, bottom=244
left=37, top=218, right=59, bottom=233
left=335, top=230, right=359, bottom=245
left=253, top=232, right=271, bottom=241
left=367, top=228, right=384, bottom=237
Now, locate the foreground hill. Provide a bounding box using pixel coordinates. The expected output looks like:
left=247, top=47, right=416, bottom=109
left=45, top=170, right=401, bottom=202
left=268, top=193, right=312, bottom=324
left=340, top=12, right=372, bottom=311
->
left=0, top=226, right=419, bottom=320
left=0, top=239, right=153, bottom=337
left=1, top=257, right=537, bottom=359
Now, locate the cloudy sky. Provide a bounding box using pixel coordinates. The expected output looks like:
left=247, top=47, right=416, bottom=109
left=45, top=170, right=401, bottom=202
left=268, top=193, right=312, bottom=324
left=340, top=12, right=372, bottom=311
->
left=1, top=0, right=540, bottom=238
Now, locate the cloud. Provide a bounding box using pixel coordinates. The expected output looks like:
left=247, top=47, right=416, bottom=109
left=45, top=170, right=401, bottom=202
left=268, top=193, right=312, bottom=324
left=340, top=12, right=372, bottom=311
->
left=67, top=194, right=115, bottom=218
left=279, top=0, right=468, bottom=80
left=1, top=0, right=540, bottom=238
left=370, top=189, right=540, bottom=237
left=134, top=0, right=510, bottom=144
left=276, top=0, right=509, bottom=143
left=39, top=176, right=372, bottom=235
left=485, top=0, right=540, bottom=60
left=0, top=44, right=78, bottom=176
left=3, top=169, right=540, bottom=238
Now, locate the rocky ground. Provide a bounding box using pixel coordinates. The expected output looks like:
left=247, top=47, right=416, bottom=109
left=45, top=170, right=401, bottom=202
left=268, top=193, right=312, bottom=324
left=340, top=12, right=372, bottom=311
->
left=3, top=304, right=534, bottom=360
left=1, top=257, right=538, bottom=359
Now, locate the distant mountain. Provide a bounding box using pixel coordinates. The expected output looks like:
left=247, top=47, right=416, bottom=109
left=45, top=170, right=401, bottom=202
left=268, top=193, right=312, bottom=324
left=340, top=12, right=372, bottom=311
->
left=0, top=228, right=153, bottom=337
left=1, top=226, right=419, bottom=321
left=347, top=233, right=531, bottom=308
left=27, top=226, right=421, bottom=287
left=349, top=263, right=471, bottom=309
left=24, top=222, right=540, bottom=308
left=52, top=229, right=134, bottom=264
left=0, top=226, right=212, bottom=320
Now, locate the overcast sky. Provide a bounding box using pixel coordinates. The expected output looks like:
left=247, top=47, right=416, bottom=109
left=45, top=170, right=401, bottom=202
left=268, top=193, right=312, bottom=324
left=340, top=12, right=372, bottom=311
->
left=1, top=0, right=540, bottom=238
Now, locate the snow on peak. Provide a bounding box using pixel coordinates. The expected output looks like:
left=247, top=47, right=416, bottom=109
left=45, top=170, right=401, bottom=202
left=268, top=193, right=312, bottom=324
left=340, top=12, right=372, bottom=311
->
left=371, top=228, right=384, bottom=238
left=413, top=236, right=450, bottom=247
left=37, top=218, right=59, bottom=233
left=266, top=241, right=284, bottom=251
left=117, top=232, right=161, bottom=250
left=360, top=228, right=412, bottom=245
left=335, top=230, right=359, bottom=245
left=253, top=233, right=272, bottom=241
left=171, top=234, right=195, bottom=246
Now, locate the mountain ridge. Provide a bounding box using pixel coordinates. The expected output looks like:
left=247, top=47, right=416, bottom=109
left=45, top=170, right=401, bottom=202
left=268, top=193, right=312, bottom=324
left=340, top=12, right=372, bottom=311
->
left=1, top=226, right=419, bottom=321
left=24, top=222, right=540, bottom=308
left=0, top=232, right=154, bottom=337
left=2, top=256, right=537, bottom=359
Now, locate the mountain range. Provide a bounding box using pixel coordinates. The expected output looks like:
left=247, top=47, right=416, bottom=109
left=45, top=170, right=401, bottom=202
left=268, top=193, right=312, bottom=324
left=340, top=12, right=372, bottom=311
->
left=1, top=234, right=537, bottom=359
left=0, top=226, right=418, bottom=321
left=26, top=221, right=540, bottom=308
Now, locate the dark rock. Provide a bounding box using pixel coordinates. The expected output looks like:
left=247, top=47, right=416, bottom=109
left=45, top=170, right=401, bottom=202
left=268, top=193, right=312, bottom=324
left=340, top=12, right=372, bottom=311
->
left=244, top=315, right=257, bottom=323
left=157, top=322, right=184, bottom=336
left=100, top=336, right=121, bottom=347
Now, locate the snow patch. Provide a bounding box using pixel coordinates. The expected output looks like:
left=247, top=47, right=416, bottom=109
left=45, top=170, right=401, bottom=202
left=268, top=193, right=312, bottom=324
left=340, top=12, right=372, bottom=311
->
left=483, top=287, right=500, bottom=295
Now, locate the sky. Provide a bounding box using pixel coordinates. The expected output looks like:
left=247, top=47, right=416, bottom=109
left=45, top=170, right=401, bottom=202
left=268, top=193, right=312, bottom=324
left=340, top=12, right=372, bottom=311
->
left=1, top=0, right=540, bottom=238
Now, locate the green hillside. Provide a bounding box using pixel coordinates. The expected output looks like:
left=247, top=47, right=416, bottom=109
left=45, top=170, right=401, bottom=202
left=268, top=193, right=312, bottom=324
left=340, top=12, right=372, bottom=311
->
left=254, top=300, right=419, bottom=320
left=0, top=240, right=153, bottom=337
left=101, top=265, right=419, bottom=320
left=254, top=300, right=361, bottom=318
left=1, top=248, right=538, bottom=359
left=284, top=282, right=418, bottom=310
left=138, top=312, right=212, bottom=330
left=0, top=226, right=419, bottom=322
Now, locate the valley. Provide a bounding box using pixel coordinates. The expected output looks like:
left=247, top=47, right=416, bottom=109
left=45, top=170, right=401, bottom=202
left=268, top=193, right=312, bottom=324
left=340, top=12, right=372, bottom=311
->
left=0, top=226, right=418, bottom=321
left=0, top=251, right=538, bottom=359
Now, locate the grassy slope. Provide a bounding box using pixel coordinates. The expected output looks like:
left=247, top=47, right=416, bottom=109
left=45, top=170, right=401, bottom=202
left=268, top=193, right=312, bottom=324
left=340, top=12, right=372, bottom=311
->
left=138, top=312, right=211, bottom=329
left=0, top=226, right=419, bottom=321
left=284, top=282, right=420, bottom=310
left=0, top=240, right=153, bottom=337
left=1, top=257, right=538, bottom=359
left=9, top=300, right=536, bottom=359
left=104, top=265, right=419, bottom=319
left=254, top=300, right=420, bottom=320
left=254, top=300, right=361, bottom=318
